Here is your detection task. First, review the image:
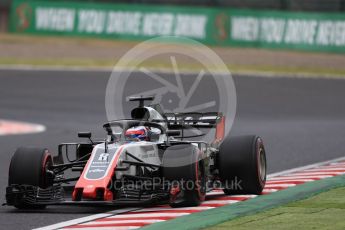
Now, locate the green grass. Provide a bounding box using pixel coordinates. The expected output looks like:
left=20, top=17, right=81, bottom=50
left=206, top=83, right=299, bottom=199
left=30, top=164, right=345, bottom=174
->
left=206, top=187, right=345, bottom=230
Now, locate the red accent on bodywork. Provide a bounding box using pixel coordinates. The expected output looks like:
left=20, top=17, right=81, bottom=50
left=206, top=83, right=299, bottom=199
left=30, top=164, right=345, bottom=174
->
left=72, top=146, right=124, bottom=201
left=214, top=116, right=225, bottom=143
left=126, top=130, right=145, bottom=135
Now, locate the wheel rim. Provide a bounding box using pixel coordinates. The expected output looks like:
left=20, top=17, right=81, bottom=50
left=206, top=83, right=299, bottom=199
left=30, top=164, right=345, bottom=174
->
left=41, top=152, right=54, bottom=188
left=258, top=147, right=266, bottom=182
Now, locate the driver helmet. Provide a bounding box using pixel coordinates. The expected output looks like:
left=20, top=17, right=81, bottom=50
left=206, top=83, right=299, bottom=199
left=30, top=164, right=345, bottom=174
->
left=125, top=126, right=149, bottom=141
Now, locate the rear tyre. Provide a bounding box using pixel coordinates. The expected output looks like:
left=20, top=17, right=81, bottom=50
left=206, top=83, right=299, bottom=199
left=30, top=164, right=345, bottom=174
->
left=8, top=147, right=54, bottom=209
left=218, top=135, right=266, bottom=195
left=163, top=144, right=206, bottom=207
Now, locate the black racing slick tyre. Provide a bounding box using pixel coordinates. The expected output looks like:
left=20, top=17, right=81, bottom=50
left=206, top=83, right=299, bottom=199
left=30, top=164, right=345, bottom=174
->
left=219, top=135, right=267, bottom=195
left=163, top=144, right=206, bottom=208
left=8, top=147, right=54, bottom=209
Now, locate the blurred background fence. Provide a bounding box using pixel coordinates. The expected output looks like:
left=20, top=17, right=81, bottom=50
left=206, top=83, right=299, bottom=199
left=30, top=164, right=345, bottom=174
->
left=1, top=0, right=345, bottom=53
left=3, top=0, right=345, bottom=12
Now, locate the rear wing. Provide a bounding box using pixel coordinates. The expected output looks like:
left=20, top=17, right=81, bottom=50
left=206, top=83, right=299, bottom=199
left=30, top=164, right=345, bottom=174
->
left=154, top=112, right=225, bottom=142
left=164, top=112, right=222, bottom=129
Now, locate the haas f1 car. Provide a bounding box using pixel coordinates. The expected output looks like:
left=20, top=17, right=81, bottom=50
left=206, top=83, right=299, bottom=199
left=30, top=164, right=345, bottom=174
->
left=5, top=96, right=267, bottom=209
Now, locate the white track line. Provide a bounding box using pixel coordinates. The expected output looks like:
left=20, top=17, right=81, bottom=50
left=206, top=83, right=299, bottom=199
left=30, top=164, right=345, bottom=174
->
left=262, top=189, right=278, bottom=193
left=207, top=191, right=226, bottom=196
left=264, top=184, right=297, bottom=188
left=33, top=208, right=139, bottom=230
left=1, top=65, right=344, bottom=80
left=202, top=200, right=240, bottom=205
left=104, top=213, right=189, bottom=218
left=268, top=156, right=345, bottom=178
left=80, top=219, right=165, bottom=225
left=267, top=179, right=315, bottom=183
left=34, top=156, right=345, bottom=230
left=286, top=172, right=345, bottom=176
left=302, top=168, right=345, bottom=172
left=270, top=175, right=332, bottom=180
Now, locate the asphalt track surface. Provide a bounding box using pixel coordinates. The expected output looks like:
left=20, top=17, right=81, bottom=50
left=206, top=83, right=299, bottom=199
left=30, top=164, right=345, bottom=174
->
left=0, top=69, right=345, bottom=229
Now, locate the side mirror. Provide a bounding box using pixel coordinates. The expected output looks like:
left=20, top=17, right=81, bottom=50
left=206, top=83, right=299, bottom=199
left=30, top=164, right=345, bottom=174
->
left=78, top=132, right=92, bottom=139
left=166, top=130, right=181, bottom=137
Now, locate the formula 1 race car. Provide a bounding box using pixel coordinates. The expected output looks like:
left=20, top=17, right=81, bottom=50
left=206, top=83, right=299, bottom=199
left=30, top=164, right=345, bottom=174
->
left=5, top=96, right=267, bottom=209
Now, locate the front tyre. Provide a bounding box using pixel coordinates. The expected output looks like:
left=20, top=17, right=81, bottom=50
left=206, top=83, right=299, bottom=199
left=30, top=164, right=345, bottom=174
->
left=219, top=135, right=267, bottom=195
left=163, top=144, right=206, bottom=207
left=8, top=147, right=54, bottom=209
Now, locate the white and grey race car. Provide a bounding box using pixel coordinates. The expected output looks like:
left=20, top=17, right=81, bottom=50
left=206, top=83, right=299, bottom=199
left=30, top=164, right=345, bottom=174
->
left=5, top=96, right=267, bottom=209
